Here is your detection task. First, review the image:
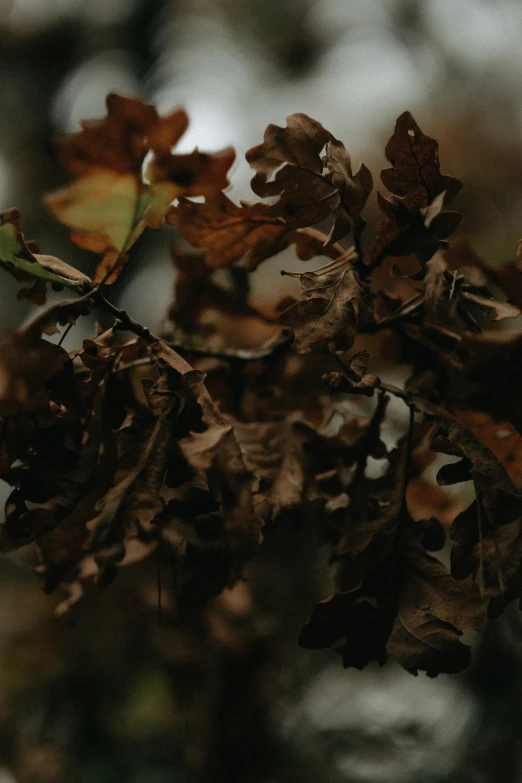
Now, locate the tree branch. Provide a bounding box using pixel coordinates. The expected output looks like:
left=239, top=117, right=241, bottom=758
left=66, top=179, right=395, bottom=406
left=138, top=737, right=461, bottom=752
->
left=92, top=290, right=158, bottom=342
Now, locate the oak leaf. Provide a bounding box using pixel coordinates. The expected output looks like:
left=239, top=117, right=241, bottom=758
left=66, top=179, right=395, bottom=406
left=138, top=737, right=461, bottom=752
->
left=301, top=508, right=485, bottom=676
left=369, top=112, right=462, bottom=268
left=246, top=113, right=371, bottom=243
left=0, top=318, right=121, bottom=556
left=0, top=208, right=92, bottom=303
left=437, top=423, right=522, bottom=613
left=234, top=420, right=305, bottom=519
left=279, top=262, right=373, bottom=353
left=369, top=190, right=462, bottom=267
left=381, top=112, right=462, bottom=210
left=149, top=341, right=263, bottom=571
left=44, top=93, right=235, bottom=284
left=0, top=297, right=92, bottom=417
left=167, top=193, right=346, bottom=271
left=323, top=138, right=373, bottom=246
left=386, top=517, right=486, bottom=676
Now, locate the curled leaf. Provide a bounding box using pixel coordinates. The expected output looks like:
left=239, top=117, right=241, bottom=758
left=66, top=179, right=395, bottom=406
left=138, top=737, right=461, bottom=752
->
left=279, top=260, right=373, bottom=352
left=0, top=208, right=92, bottom=301
left=246, top=113, right=371, bottom=243
left=0, top=297, right=93, bottom=417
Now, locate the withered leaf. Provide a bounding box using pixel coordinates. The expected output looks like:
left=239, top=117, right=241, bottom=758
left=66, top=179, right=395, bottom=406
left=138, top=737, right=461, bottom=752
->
left=381, top=112, right=462, bottom=210
left=386, top=516, right=486, bottom=677
left=279, top=262, right=373, bottom=353
left=300, top=592, right=393, bottom=668
left=246, top=113, right=336, bottom=228
left=452, top=409, right=522, bottom=489
left=83, top=367, right=182, bottom=577
left=233, top=419, right=304, bottom=519
left=323, top=139, right=373, bottom=246
left=35, top=335, right=135, bottom=576
left=0, top=297, right=92, bottom=417
left=369, top=190, right=462, bottom=267
left=436, top=458, right=472, bottom=486
left=0, top=322, right=122, bottom=555
left=368, top=112, right=462, bottom=269
left=0, top=208, right=92, bottom=303
left=6, top=391, right=110, bottom=562
left=53, top=92, right=189, bottom=174
left=167, top=194, right=287, bottom=269
left=300, top=411, right=486, bottom=676
left=45, top=92, right=235, bottom=284
left=246, top=113, right=371, bottom=242
left=301, top=508, right=485, bottom=676
left=35, top=429, right=116, bottom=594
left=149, top=341, right=263, bottom=568
left=167, top=193, right=346, bottom=271
left=440, top=423, right=522, bottom=613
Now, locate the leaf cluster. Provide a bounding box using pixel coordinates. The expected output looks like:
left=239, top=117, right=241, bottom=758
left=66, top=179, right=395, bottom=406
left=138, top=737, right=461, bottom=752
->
left=2, top=94, right=522, bottom=676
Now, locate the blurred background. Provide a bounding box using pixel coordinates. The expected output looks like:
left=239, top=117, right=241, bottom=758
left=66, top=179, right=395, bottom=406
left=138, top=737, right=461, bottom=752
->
left=2, top=0, right=522, bottom=781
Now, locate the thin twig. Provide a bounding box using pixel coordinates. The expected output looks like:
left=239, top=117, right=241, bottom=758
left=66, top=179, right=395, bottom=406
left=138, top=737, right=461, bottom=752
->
left=92, top=290, right=158, bottom=343
left=156, top=546, right=163, bottom=625
left=328, top=345, right=409, bottom=402
left=401, top=402, right=415, bottom=512
left=111, top=335, right=294, bottom=373
left=281, top=245, right=357, bottom=278
left=57, top=322, right=74, bottom=347
left=359, top=294, right=425, bottom=334
left=168, top=542, right=183, bottom=623
left=474, top=484, right=486, bottom=598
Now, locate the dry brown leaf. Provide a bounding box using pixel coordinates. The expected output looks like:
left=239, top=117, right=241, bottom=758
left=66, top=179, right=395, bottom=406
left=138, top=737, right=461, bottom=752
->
left=167, top=193, right=347, bottom=272
left=45, top=93, right=235, bottom=284
left=279, top=262, right=373, bottom=353
left=246, top=113, right=371, bottom=242
left=381, top=112, right=462, bottom=210
left=368, top=112, right=462, bottom=269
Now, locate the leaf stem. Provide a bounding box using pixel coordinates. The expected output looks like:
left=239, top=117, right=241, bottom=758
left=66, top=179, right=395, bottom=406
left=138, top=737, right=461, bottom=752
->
left=97, top=181, right=146, bottom=288
left=401, top=402, right=415, bottom=512
left=92, top=290, right=294, bottom=364
left=58, top=322, right=74, bottom=347
left=474, top=483, right=485, bottom=598
left=281, top=246, right=357, bottom=277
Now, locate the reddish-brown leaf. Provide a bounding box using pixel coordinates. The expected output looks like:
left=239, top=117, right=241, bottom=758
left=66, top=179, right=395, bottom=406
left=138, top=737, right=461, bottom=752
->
left=246, top=113, right=371, bottom=242
left=45, top=93, right=235, bottom=284
left=381, top=111, right=462, bottom=210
